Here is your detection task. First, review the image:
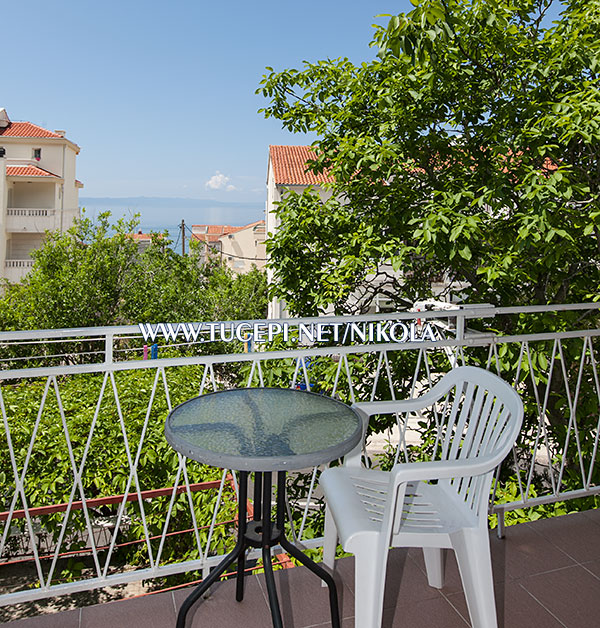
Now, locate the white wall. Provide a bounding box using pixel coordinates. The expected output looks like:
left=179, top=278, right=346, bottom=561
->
left=1, top=138, right=80, bottom=211
left=6, top=233, right=45, bottom=260
left=220, top=223, right=266, bottom=274
left=265, top=159, right=334, bottom=319
left=0, top=156, right=6, bottom=267
left=0, top=132, right=81, bottom=282
left=10, top=181, right=56, bottom=208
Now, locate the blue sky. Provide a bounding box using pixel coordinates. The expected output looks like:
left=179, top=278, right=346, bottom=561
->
left=3, top=0, right=402, bottom=204
left=3, top=0, right=565, bottom=224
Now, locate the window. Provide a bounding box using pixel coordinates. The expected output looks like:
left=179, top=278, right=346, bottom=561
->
left=32, top=148, right=41, bottom=161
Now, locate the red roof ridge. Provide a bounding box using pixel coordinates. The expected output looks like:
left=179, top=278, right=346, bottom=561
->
left=241, top=219, right=265, bottom=229
left=192, top=220, right=264, bottom=232
left=191, top=220, right=265, bottom=243
left=128, top=231, right=164, bottom=241
left=6, top=165, right=60, bottom=178
left=0, top=121, right=64, bottom=139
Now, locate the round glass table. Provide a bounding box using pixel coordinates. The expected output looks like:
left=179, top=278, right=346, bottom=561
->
left=165, top=387, right=363, bottom=628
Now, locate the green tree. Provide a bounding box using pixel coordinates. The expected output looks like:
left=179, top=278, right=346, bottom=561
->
left=0, top=212, right=268, bottom=331
left=258, top=0, right=600, bottom=316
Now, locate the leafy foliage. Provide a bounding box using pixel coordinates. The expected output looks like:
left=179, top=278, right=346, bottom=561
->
left=0, top=213, right=268, bottom=583
left=0, top=368, right=239, bottom=581
left=258, top=0, right=600, bottom=316
left=0, top=212, right=268, bottom=330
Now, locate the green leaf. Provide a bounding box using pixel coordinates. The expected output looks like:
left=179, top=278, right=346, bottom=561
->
left=458, top=245, right=472, bottom=261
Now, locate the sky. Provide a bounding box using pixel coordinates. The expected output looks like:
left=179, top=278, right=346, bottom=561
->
left=2, top=0, right=566, bottom=228
left=2, top=1, right=405, bottom=211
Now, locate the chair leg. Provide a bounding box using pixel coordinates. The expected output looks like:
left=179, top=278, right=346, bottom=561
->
left=323, top=505, right=338, bottom=571
left=452, top=529, right=497, bottom=628
left=353, top=537, right=388, bottom=628
left=423, top=547, right=445, bottom=589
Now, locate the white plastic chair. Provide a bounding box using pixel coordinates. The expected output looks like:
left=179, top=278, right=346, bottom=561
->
left=320, top=366, right=523, bottom=628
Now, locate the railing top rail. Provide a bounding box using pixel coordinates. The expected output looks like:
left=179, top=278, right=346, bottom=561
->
left=1, top=302, right=599, bottom=344
left=2, top=326, right=600, bottom=382
left=492, top=302, right=600, bottom=315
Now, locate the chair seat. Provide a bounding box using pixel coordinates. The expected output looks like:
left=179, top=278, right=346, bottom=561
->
left=321, top=466, right=480, bottom=552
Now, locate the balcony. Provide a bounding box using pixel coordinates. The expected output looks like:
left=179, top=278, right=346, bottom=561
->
left=3, top=259, right=34, bottom=283
left=3, top=511, right=600, bottom=627
left=5, top=208, right=79, bottom=234
left=0, top=304, right=599, bottom=626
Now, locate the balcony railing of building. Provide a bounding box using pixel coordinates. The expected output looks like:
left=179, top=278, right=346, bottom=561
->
left=3, top=260, right=34, bottom=269
left=6, top=209, right=53, bottom=217
left=5, top=208, right=79, bottom=233
left=3, top=260, right=35, bottom=284
left=1, top=303, right=599, bottom=608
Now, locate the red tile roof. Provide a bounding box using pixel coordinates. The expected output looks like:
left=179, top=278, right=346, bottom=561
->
left=269, top=145, right=334, bottom=185
left=0, top=122, right=63, bottom=138
left=6, top=165, right=59, bottom=178
left=269, top=146, right=558, bottom=186
left=129, top=231, right=163, bottom=242
left=191, top=220, right=265, bottom=243
left=130, top=232, right=153, bottom=241
left=191, top=225, right=236, bottom=243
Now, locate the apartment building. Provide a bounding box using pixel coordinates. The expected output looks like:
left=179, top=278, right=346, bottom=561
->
left=266, top=145, right=458, bottom=318
left=191, top=220, right=266, bottom=273
left=0, top=108, right=82, bottom=283
left=266, top=145, right=334, bottom=318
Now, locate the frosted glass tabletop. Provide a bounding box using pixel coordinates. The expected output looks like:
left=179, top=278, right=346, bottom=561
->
left=165, top=388, right=363, bottom=472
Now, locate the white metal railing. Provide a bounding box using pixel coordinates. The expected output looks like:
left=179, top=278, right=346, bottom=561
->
left=6, top=209, right=54, bottom=217
left=5, top=207, right=79, bottom=235
left=1, top=303, right=600, bottom=605
left=4, top=260, right=34, bottom=268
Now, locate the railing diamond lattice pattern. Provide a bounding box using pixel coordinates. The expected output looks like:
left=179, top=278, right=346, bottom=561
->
left=1, top=305, right=600, bottom=605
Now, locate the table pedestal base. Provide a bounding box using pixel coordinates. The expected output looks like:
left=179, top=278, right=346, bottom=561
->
left=176, top=471, right=341, bottom=628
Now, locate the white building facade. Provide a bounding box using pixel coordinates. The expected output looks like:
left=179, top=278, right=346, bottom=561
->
left=266, top=145, right=460, bottom=318
left=266, top=146, right=334, bottom=318
left=0, top=108, right=82, bottom=283
left=191, top=220, right=266, bottom=274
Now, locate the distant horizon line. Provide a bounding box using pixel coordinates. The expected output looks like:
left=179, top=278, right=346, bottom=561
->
left=80, top=195, right=264, bottom=208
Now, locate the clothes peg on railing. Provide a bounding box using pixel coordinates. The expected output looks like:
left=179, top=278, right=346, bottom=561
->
left=151, top=343, right=158, bottom=359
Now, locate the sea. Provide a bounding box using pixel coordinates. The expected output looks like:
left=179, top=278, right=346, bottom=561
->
left=79, top=197, right=265, bottom=248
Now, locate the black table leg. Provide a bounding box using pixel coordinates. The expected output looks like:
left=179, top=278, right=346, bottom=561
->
left=276, top=472, right=341, bottom=628
left=261, top=472, right=284, bottom=628
left=177, top=471, right=248, bottom=628
left=177, top=469, right=341, bottom=628
left=253, top=471, right=263, bottom=521
left=235, top=471, right=249, bottom=602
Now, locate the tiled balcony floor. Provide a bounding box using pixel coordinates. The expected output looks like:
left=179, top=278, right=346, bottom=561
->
left=5, top=509, right=600, bottom=628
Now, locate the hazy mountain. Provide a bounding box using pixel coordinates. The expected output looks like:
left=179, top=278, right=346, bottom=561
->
left=79, top=197, right=265, bottom=235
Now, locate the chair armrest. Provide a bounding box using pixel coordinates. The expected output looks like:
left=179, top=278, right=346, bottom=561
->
left=345, top=394, right=446, bottom=468
left=353, top=395, right=441, bottom=417
left=352, top=367, right=495, bottom=418
left=390, top=454, right=501, bottom=489
left=346, top=397, right=440, bottom=468
left=343, top=405, right=369, bottom=467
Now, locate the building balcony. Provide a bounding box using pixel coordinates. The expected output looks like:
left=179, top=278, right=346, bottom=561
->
left=0, top=305, right=599, bottom=626
left=3, top=511, right=600, bottom=627
left=5, top=208, right=79, bottom=233
left=3, top=259, right=34, bottom=283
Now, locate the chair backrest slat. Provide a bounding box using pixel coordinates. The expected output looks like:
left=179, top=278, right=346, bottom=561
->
left=458, top=384, right=490, bottom=460
left=432, top=390, right=452, bottom=459
left=427, top=368, right=522, bottom=515
left=439, top=385, right=464, bottom=458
